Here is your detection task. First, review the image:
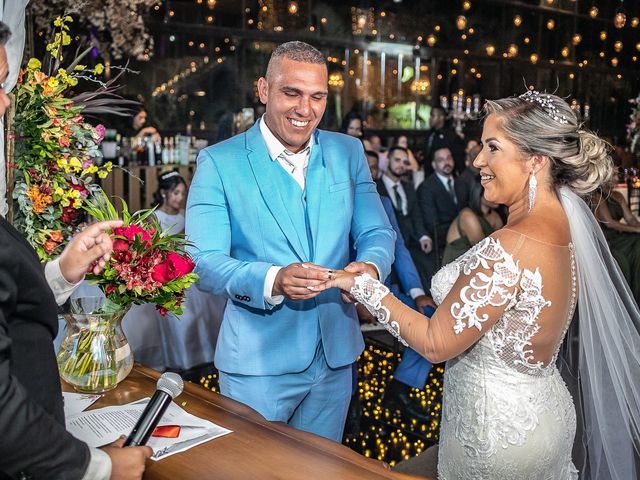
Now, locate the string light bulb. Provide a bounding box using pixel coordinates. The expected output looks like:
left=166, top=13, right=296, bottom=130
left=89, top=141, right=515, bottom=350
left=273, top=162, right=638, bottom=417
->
left=427, top=34, right=437, bottom=46
left=561, top=46, right=570, bottom=58
left=513, top=15, right=522, bottom=27
left=486, top=44, right=495, bottom=56
left=287, top=1, right=298, bottom=14
left=456, top=15, right=467, bottom=30
left=530, top=53, right=539, bottom=64
left=546, top=19, right=555, bottom=30
left=600, top=30, right=607, bottom=41
left=632, top=17, right=639, bottom=27
left=462, top=1, right=471, bottom=10
left=589, top=6, right=598, bottom=18
left=572, top=33, right=582, bottom=45
left=614, top=10, right=626, bottom=29
left=614, top=40, right=623, bottom=52
left=508, top=44, right=518, bottom=57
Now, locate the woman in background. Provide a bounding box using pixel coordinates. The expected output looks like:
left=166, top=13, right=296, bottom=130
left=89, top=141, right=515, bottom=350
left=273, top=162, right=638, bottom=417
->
left=442, top=182, right=503, bottom=265
left=339, top=111, right=364, bottom=139
left=122, top=170, right=225, bottom=379
left=593, top=185, right=640, bottom=303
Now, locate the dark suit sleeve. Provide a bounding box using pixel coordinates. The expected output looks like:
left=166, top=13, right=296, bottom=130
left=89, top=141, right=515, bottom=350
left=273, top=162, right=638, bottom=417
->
left=417, top=180, right=438, bottom=239
left=0, top=240, right=90, bottom=479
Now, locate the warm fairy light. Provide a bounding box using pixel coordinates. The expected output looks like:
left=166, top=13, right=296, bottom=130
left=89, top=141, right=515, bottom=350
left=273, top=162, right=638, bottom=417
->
left=524, top=37, right=530, bottom=44
left=530, top=53, right=539, bottom=64
left=546, top=19, right=555, bottom=30
left=561, top=46, right=570, bottom=57
left=600, top=30, right=607, bottom=41
left=614, top=40, right=623, bottom=52
left=508, top=44, right=518, bottom=57
left=463, top=1, right=471, bottom=10
left=328, top=72, right=344, bottom=90
left=611, top=57, right=619, bottom=67
left=486, top=44, right=495, bottom=56
left=569, top=73, right=575, bottom=79
left=456, top=15, right=467, bottom=30
left=513, top=15, right=522, bottom=27
left=427, top=34, right=437, bottom=46
left=287, top=1, right=298, bottom=14
left=636, top=42, right=640, bottom=51
left=589, top=6, right=598, bottom=18
left=632, top=17, right=640, bottom=28
left=614, top=11, right=626, bottom=29
left=571, top=33, right=582, bottom=45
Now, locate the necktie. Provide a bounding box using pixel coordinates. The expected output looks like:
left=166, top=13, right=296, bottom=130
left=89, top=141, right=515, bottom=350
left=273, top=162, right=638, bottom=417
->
left=447, top=178, right=457, bottom=205
left=392, top=184, right=404, bottom=214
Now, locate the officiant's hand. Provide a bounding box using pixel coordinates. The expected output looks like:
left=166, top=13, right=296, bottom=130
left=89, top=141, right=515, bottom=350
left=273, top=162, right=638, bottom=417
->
left=272, top=262, right=331, bottom=300
left=102, top=435, right=152, bottom=480
left=59, top=220, right=124, bottom=284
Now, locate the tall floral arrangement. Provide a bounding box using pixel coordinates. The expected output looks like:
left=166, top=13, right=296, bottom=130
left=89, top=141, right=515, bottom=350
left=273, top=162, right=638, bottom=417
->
left=12, top=15, right=134, bottom=261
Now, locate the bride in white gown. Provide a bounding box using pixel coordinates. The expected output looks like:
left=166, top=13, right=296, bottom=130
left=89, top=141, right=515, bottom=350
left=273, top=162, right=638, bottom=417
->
left=312, top=92, right=640, bottom=479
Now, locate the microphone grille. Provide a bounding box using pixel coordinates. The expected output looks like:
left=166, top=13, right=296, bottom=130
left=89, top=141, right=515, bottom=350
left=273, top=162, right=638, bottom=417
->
left=157, top=372, right=184, bottom=399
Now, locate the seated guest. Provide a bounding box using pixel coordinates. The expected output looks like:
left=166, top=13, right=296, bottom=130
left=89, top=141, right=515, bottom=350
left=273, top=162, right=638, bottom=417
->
left=417, top=146, right=470, bottom=277
left=122, top=171, right=224, bottom=376
left=377, top=146, right=433, bottom=288
left=396, top=135, right=425, bottom=188
left=442, top=182, right=503, bottom=265
left=423, top=105, right=465, bottom=175
left=339, top=111, right=364, bottom=139
left=363, top=132, right=387, bottom=177
left=593, top=185, right=640, bottom=303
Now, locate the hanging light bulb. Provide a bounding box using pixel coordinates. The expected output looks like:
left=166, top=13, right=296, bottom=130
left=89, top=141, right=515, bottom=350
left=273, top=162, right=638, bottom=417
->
left=456, top=15, right=467, bottom=30
left=589, top=6, right=598, bottom=18
left=561, top=46, right=570, bottom=58
left=530, top=53, right=539, bottom=64
left=614, top=40, right=623, bottom=52
left=287, top=1, right=298, bottom=14
left=546, top=19, right=555, bottom=30
left=486, top=44, right=495, bottom=56
left=600, top=30, right=607, bottom=41
left=463, top=1, right=471, bottom=10
left=513, top=15, right=522, bottom=27
left=611, top=57, right=619, bottom=67
left=614, top=10, right=626, bottom=29
left=508, top=44, right=518, bottom=57
left=572, top=33, right=582, bottom=45
left=427, top=34, right=437, bottom=46
left=636, top=42, right=640, bottom=51
left=631, top=17, right=639, bottom=27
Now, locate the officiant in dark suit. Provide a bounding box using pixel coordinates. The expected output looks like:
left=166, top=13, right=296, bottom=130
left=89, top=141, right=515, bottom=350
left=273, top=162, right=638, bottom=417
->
left=417, top=146, right=469, bottom=276
left=0, top=21, right=151, bottom=480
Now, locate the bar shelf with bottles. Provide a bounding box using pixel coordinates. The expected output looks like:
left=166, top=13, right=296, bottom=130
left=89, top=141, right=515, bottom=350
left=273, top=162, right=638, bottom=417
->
left=99, top=131, right=208, bottom=212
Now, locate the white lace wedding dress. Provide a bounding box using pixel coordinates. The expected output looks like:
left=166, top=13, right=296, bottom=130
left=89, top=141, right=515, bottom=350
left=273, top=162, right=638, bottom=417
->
left=431, top=238, right=578, bottom=479
left=351, top=233, right=581, bottom=479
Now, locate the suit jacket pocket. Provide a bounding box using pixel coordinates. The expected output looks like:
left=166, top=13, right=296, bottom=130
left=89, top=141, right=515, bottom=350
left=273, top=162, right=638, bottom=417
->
left=329, top=180, right=353, bottom=193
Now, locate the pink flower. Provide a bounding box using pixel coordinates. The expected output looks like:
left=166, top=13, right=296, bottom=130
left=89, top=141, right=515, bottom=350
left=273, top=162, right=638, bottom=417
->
left=93, top=124, right=106, bottom=144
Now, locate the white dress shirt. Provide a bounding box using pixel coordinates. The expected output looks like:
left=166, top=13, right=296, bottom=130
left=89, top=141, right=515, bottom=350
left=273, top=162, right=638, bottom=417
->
left=381, top=174, right=408, bottom=216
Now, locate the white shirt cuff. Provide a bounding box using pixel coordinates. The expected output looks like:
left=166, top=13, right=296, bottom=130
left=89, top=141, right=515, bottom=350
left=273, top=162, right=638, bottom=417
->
left=364, top=261, right=382, bottom=281
left=45, top=258, right=82, bottom=306
left=409, top=288, right=426, bottom=300
left=81, top=448, right=112, bottom=480
left=264, top=265, right=285, bottom=306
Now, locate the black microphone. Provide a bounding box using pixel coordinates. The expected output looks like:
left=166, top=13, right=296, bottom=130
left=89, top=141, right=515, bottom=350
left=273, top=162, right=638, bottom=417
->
left=124, top=372, right=184, bottom=447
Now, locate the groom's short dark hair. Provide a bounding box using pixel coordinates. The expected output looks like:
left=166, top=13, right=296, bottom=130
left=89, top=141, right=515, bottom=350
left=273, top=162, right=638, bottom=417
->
left=266, top=41, right=325, bottom=80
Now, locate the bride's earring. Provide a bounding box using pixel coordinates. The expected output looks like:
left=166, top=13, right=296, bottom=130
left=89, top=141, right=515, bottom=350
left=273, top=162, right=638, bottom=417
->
left=528, top=170, right=537, bottom=212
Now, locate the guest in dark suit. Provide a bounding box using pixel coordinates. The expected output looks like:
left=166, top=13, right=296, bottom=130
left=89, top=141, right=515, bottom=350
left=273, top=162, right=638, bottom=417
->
left=417, top=146, right=470, bottom=277
left=423, top=106, right=465, bottom=175
left=0, top=21, right=151, bottom=480
left=376, top=146, right=432, bottom=288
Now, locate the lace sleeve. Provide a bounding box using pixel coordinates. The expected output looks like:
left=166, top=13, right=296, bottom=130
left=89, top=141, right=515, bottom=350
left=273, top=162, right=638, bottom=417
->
left=350, top=274, right=408, bottom=346
left=451, top=237, right=521, bottom=334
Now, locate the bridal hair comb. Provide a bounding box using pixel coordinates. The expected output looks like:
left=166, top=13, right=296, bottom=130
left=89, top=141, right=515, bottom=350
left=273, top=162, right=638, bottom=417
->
left=519, top=90, right=569, bottom=125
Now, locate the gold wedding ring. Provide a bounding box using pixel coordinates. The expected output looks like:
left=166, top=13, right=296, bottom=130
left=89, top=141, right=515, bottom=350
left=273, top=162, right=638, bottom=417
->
left=327, top=270, right=333, bottom=279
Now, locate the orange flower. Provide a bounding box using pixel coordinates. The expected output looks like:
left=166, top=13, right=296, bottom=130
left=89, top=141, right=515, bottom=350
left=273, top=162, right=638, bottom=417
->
left=43, top=240, right=58, bottom=255
left=26, top=185, right=53, bottom=214
left=33, top=70, right=48, bottom=84
left=44, top=106, right=57, bottom=118
left=58, top=136, right=70, bottom=148
left=49, top=230, right=64, bottom=243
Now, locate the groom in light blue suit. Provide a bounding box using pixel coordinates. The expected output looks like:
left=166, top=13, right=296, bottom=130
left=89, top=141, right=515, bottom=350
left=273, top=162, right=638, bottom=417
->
left=186, top=41, right=395, bottom=441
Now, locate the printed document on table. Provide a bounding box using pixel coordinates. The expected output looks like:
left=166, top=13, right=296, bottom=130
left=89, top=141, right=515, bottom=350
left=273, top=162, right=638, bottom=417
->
left=66, top=398, right=232, bottom=460
left=63, top=392, right=101, bottom=420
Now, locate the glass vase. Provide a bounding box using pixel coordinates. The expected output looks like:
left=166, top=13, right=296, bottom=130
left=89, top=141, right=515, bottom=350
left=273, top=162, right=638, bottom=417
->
left=56, top=297, right=133, bottom=393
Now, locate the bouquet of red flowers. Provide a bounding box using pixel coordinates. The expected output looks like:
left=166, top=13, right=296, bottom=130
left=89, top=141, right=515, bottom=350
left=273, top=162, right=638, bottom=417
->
left=84, top=192, right=198, bottom=315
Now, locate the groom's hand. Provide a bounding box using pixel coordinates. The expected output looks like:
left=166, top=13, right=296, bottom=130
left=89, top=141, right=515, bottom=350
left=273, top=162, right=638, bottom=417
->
left=273, top=262, right=331, bottom=300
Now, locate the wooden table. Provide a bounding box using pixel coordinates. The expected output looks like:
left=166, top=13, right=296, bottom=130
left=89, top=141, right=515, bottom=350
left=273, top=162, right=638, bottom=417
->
left=64, top=365, right=419, bottom=480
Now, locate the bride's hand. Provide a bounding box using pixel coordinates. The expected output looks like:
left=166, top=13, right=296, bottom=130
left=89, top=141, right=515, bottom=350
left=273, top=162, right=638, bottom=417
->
left=309, top=269, right=357, bottom=293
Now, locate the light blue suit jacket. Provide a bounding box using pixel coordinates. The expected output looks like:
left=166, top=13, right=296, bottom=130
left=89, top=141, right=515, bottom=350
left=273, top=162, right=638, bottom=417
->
left=186, top=121, right=395, bottom=375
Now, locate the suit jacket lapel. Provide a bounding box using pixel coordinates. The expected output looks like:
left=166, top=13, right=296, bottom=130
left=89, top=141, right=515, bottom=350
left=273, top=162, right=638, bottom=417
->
left=244, top=123, right=308, bottom=261
left=304, top=131, right=325, bottom=260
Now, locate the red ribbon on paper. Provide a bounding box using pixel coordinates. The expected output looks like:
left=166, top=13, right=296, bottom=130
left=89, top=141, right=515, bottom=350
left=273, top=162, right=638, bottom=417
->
left=151, top=425, right=181, bottom=438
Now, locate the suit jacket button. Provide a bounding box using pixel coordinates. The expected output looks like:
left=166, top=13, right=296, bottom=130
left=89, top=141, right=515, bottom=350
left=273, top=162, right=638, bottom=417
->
left=235, top=294, right=241, bottom=300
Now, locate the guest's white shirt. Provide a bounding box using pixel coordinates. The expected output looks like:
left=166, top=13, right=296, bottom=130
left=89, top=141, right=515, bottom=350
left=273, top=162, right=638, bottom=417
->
left=381, top=174, right=408, bottom=216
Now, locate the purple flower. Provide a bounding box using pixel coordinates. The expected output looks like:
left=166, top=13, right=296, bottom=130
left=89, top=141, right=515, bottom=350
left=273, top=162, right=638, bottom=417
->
left=93, top=124, right=106, bottom=144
